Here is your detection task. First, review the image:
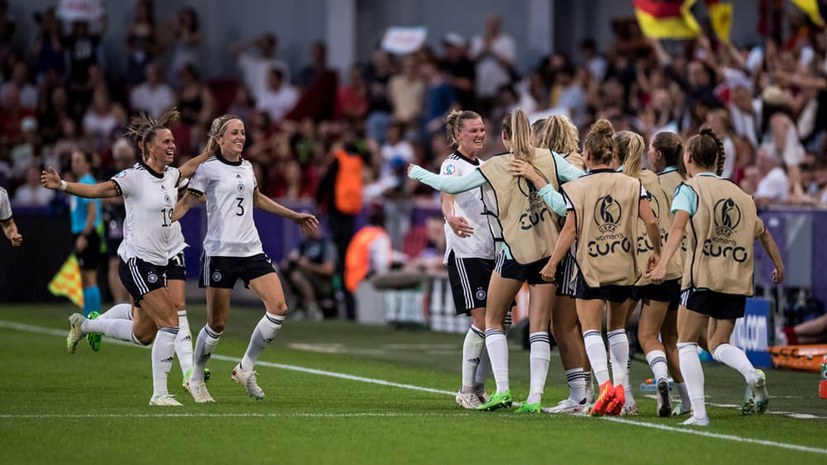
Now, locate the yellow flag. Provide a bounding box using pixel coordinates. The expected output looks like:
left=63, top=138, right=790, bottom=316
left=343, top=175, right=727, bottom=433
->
left=48, top=254, right=84, bottom=308
left=791, top=0, right=826, bottom=28
left=708, top=1, right=734, bottom=44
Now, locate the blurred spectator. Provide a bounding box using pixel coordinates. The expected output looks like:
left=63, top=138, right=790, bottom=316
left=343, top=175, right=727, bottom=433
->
left=388, top=55, right=425, bottom=126
left=469, top=14, right=516, bottom=114
left=37, top=85, right=71, bottom=144
left=441, top=33, right=476, bottom=111
left=344, top=206, right=392, bottom=301
left=125, top=0, right=156, bottom=85
left=760, top=85, right=806, bottom=199
left=166, top=6, right=201, bottom=84
left=256, top=67, right=299, bottom=124
left=0, top=86, right=35, bottom=146
left=101, top=138, right=135, bottom=304
left=82, top=88, right=121, bottom=153
left=176, top=64, right=216, bottom=127
left=336, top=64, right=369, bottom=123
left=65, top=20, right=101, bottom=90
left=231, top=33, right=290, bottom=102
left=12, top=165, right=53, bottom=207
left=580, top=38, right=607, bottom=81
left=227, top=85, right=256, bottom=126
left=728, top=81, right=761, bottom=148
left=421, top=58, right=456, bottom=138
left=298, top=41, right=329, bottom=89
left=281, top=226, right=338, bottom=320
left=364, top=49, right=395, bottom=143
left=130, top=61, right=175, bottom=119
left=10, top=116, right=42, bottom=179
left=1, top=61, right=38, bottom=110
left=752, top=146, right=789, bottom=205
left=406, top=216, right=447, bottom=275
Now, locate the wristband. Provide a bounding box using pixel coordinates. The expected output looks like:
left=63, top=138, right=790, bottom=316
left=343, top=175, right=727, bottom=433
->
left=59, top=180, right=68, bottom=191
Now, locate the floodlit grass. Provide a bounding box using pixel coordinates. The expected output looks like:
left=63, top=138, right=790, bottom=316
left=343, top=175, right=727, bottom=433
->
left=1, top=305, right=825, bottom=465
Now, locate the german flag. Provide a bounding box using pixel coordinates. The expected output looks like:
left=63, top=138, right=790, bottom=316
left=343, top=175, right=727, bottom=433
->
left=790, top=0, right=826, bottom=28
left=634, top=0, right=702, bottom=39
left=706, top=0, right=734, bottom=43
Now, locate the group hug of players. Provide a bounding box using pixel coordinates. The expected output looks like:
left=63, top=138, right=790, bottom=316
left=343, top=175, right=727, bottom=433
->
left=408, top=109, right=784, bottom=427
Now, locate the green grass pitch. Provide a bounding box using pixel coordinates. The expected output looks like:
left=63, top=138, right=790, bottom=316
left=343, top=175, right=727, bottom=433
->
left=1, top=304, right=826, bottom=465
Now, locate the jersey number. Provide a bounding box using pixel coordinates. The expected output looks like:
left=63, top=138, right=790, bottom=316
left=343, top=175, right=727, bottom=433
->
left=236, top=198, right=245, bottom=216
left=161, top=208, right=173, bottom=227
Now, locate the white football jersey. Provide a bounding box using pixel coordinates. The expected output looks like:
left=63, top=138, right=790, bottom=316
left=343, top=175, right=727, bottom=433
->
left=112, top=162, right=182, bottom=266
left=188, top=155, right=263, bottom=257
left=167, top=220, right=187, bottom=258
left=0, top=187, right=12, bottom=221
left=440, top=152, right=496, bottom=262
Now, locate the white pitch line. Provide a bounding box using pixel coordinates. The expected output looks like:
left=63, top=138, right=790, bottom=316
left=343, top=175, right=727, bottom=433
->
left=604, top=417, right=827, bottom=455
left=0, top=412, right=468, bottom=419
left=1, top=319, right=825, bottom=456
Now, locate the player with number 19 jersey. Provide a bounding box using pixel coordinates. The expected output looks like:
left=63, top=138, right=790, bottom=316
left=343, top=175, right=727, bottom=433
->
left=111, top=162, right=182, bottom=266
left=187, top=155, right=263, bottom=257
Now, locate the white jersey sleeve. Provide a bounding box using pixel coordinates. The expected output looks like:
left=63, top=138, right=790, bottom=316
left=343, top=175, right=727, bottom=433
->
left=0, top=187, right=12, bottom=221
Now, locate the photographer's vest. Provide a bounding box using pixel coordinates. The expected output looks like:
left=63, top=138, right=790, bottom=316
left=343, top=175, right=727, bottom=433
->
left=563, top=170, right=641, bottom=287
left=634, top=169, right=681, bottom=285
left=334, top=149, right=363, bottom=215
left=681, top=176, right=760, bottom=296
left=478, top=148, right=560, bottom=264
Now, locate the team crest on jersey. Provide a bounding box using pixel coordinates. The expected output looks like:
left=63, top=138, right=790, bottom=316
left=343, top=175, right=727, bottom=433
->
left=147, top=272, right=158, bottom=284
left=442, top=164, right=455, bottom=175
left=594, top=195, right=621, bottom=233
left=212, top=271, right=222, bottom=282
left=237, top=182, right=245, bottom=193
left=164, top=194, right=172, bottom=205
left=475, top=288, right=487, bottom=301
left=713, top=198, right=741, bottom=237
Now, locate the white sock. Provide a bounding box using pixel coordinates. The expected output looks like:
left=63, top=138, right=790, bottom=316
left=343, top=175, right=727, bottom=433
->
left=565, top=368, right=586, bottom=402
left=240, top=313, right=284, bottom=371
left=608, top=329, right=629, bottom=388
left=484, top=329, right=509, bottom=393
left=175, top=311, right=194, bottom=377
left=675, top=382, right=691, bottom=407
left=712, top=343, right=760, bottom=384
left=152, top=327, right=178, bottom=397
left=583, top=330, right=610, bottom=385
left=474, top=346, right=492, bottom=388
left=645, top=350, right=670, bottom=382
left=461, top=326, right=486, bottom=390
left=192, top=325, right=222, bottom=383
left=527, top=332, right=551, bottom=404
left=98, top=303, right=132, bottom=320
left=82, top=318, right=135, bottom=343
left=584, top=371, right=593, bottom=400
left=678, top=343, right=707, bottom=419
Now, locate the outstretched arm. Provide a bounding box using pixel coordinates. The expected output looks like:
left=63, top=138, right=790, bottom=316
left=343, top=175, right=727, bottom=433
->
left=407, top=165, right=487, bottom=194
left=508, top=159, right=567, bottom=215
left=253, top=190, right=320, bottom=233
left=41, top=168, right=118, bottom=198
left=177, top=144, right=215, bottom=180
left=1, top=218, right=22, bottom=247
left=173, top=190, right=201, bottom=221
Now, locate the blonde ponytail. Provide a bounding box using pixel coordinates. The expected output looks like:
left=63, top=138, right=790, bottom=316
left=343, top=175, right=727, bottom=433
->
left=502, top=109, right=533, bottom=161
left=612, top=130, right=645, bottom=179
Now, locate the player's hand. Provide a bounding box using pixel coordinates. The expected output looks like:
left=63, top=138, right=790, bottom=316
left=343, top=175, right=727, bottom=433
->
left=647, top=263, right=666, bottom=284
left=540, top=261, right=557, bottom=283
left=647, top=253, right=660, bottom=273
left=446, top=216, right=473, bottom=238
left=508, top=159, right=539, bottom=183
left=40, top=167, right=62, bottom=190
left=75, top=234, right=88, bottom=253
left=293, top=212, right=319, bottom=233
left=772, top=267, right=784, bottom=284
left=10, top=233, right=22, bottom=247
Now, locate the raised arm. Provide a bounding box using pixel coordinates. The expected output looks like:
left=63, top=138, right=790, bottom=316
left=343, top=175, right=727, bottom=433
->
left=253, top=189, right=320, bottom=233
left=41, top=168, right=119, bottom=198
left=407, top=164, right=487, bottom=194
left=177, top=144, right=215, bottom=180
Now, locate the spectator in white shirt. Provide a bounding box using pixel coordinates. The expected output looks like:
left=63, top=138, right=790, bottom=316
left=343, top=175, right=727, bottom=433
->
left=231, top=33, right=290, bottom=102
left=129, top=62, right=175, bottom=119
left=12, top=165, right=53, bottom=207
left=256, top=68, right=298, bottom=123
left=469, top=14, right=516, bottom=114
left=1, top=61, right=38, bottom=110
left=753, top=145, right=789, bottom=205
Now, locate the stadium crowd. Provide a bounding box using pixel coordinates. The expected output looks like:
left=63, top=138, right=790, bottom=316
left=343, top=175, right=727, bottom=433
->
left=2, top=2, right=827, bottom=254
